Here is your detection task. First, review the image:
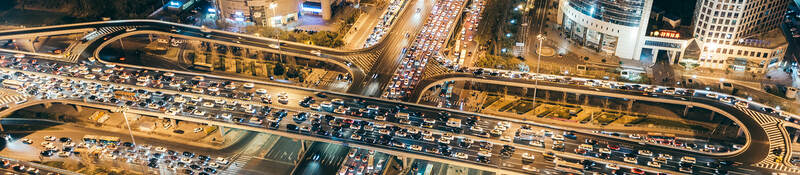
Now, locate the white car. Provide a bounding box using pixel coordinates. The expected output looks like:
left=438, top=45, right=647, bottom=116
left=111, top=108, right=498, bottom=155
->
left=680, top=156, right=696, bottom=164
left=624, top=157, right=638, bottom=164
left=638, top=150, right=653, bottom=156
left=706, top=93, right=718, bottom=98
left=521, top=153, right=534, bottom=161
left=216, top=157, right=229, bottom=165
left=193, top=127, right=204, bottom=133
left=735, top=101, right=749, bottom=108
left=268, top=44, right=280, bottom=49
left=605, top=163, right=619, bottom=170
left=551, top=135, right=564, bottom=141
left=454, top=152, right=468, bottom=159
left=658, top=153, right=673, bottom=160
left=647, top=161, right=661, bottom=168
left=43, top=136, right=56, bottom=141
left=598, top=148, right=611, bottom=154
left=530, top=140, right=544, bottom=147
left=628, top=134, right=642, bottom=139
left=310, top=50, right=322, bottom=56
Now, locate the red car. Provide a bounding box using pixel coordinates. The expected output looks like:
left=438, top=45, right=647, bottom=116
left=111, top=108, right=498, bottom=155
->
left=607, top=144, right=621, bottom=150
left=574, top=148, right=587, bottom=155
left=631, top=168, right=645, bottom=174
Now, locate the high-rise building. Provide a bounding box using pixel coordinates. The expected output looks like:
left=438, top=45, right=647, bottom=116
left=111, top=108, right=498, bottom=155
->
left=688, top=0, right=790, bottom=72
left=558, top=0, right=654, bottom=59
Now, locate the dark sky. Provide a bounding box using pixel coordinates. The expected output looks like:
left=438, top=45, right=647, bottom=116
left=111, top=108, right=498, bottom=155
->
left=653, top=0, right=698, bottom=25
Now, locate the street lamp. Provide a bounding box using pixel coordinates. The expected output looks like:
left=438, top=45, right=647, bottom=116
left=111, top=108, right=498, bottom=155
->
left=531, top=34, right=545, bottom=120
left=269, top=2, right=283, bottom=61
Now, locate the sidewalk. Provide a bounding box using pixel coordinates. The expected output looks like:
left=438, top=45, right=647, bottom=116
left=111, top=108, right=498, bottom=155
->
left=342, top=4, right=384, bottom=49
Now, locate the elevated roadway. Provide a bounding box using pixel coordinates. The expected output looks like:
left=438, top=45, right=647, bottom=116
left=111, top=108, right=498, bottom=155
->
left=412, top=73, right=796, bottom=171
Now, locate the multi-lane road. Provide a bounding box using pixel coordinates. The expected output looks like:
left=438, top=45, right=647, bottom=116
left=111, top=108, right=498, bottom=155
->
left=0, top=1, right=797, bottom=174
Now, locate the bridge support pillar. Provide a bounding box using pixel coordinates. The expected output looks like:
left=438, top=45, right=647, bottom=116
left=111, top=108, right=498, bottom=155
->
left=170, top=118, right=177, bottom=128
left=219, top=126, right=226, bottom=137
left=583, top=95, right=590, bottom=105
left=73, top=104, right=83, bottom=112
left=296, top=140, right=309, bottom=163
left=563, top=92, right=567, bottom=103
left=709, top=111, right=715, bottom=121
left=627, top=100, right=634, bottom=111
left=544, top=90, right=550, bottom=101
left=794, top=130, right=799, bottom=143
left=737, top=127, right=744, bottom=137
left=18, top=38, right=36, bottom=52
left=683, top=105, right=692, bottom=117
left=43, top=102, right=51, bottom=109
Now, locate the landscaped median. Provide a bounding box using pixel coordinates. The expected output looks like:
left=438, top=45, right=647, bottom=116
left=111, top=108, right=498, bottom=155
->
left=478, top=94, right=717, bottom=137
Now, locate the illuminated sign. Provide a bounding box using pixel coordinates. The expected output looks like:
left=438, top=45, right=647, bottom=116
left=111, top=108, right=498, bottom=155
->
left=168, top=0, right=182, bottom=7
left=650, top=30, right=681, bottom=38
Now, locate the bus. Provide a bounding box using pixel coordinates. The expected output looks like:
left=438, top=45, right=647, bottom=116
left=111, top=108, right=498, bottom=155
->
left=83, top=135, right=99, bottom=144
left=516, top=129, right=537, bottom=141
left=2, top=79, right=24, bottom=90
left=647, top=132, right=676, bottom=145
left=114, top=91, right=138, bottom=102
left=554, top=157, right=584, bottom=173
left=98, top=136, right=121, bottom=145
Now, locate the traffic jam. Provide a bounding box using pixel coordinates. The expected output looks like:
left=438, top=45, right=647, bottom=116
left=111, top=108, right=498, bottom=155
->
left=0, top=54, right=745, bottom=174
left=384, top=0, right=466, bottom=100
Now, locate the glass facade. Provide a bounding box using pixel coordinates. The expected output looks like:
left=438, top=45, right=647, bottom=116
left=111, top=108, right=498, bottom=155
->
left=568, top=0, right=646, bottom=27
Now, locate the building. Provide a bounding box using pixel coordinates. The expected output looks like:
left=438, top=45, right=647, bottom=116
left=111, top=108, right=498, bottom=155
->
left=248, top=0, right=301, bottom=26
left=559, top=0, right=791, bottom=74
left=557, top=0, right=654, bottom=59
left=217, top=0, right=340, bottom=26
left=689, top=0, right=790, bottom=73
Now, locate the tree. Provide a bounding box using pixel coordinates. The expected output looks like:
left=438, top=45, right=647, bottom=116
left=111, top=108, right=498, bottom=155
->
left=286, top=66, right=299, bottom=78
left=273, top=63, right=285, bottom=76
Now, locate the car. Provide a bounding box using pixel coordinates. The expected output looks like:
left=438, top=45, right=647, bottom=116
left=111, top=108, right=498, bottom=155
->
left=624, top=157, right=638, bottom=164
left=20, top=139, right=32, bottom=144
left=310, top=50, right=322, bottom=56
left=680, top=156, right=696, bottom=164
left=193, top=127, right=204, bottom=133
left=658, top=153, right=672, bottom=160
left=647, top=161, right=661, bottom=168
left=598, top=148, right=611, bottom=154
left=605, top=163, right=619, bottom=170
left=607, top=144, right=620, bottom=150
left=638, top=150, right=653, bottom=156
left=680, top=166, right=694, bottom=173
left=521, top=153, right=534, bottom=161
left=216, top=157, right=229, bottom=165
left=43, top=136, right=56, bottom=141
left=454, top=152, right=468, bottom=159
left=551, top=135, right=564, bottom=140
left=631, top=168, right=645, bottom=174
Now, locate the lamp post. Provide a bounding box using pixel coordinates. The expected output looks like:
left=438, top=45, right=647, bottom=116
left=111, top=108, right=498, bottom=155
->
left=531, top=34, right=544, bottom=120
left=269, top=2, right=283, bottom=62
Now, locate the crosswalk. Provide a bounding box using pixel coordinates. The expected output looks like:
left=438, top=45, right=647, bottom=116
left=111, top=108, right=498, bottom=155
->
left=218, top=155, right=253, bottom=175
left=344, top=51, right=381, bottom=73
left=738, top=107, right=800, bottom=173
left=65, top=26, right=138, bottom=62
left=0, top=89, right=26, bottom=106
left=81, top=26, right=131, bottom=41
left=421, top=59, right=452, bottom=80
